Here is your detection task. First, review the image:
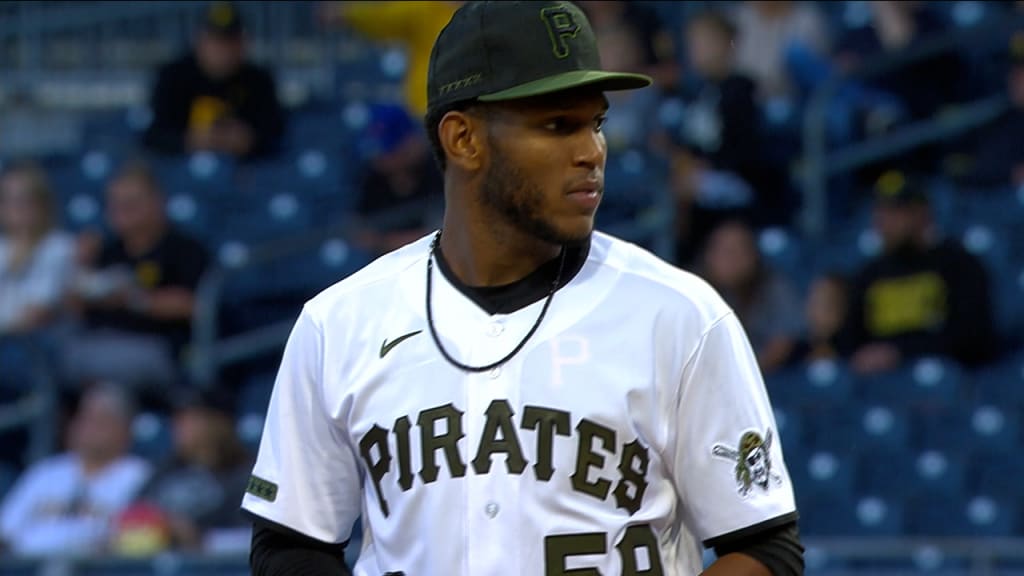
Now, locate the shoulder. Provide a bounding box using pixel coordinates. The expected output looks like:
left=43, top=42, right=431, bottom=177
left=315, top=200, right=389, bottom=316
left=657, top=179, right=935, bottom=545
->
left=165, top=228, right=209, bottom=255
left=158, top=53, right=198, bottom=79
left=21, top=454, right=76, bottom=482
left=302, top=233, right=433, bottom=325
left=109, top=456, right=152, bottom=484
left=589, top=232, right=733, bottom=328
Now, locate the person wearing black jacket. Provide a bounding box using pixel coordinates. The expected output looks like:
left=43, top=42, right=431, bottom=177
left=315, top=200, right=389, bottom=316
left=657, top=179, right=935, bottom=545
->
left=142, top=2, right=284, bottom=161
left=840, top=170, right=997, bottom=373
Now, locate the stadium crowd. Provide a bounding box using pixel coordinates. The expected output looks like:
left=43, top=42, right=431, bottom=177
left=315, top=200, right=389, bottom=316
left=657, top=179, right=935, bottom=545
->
left=0, top=0, right=1023, bottom=561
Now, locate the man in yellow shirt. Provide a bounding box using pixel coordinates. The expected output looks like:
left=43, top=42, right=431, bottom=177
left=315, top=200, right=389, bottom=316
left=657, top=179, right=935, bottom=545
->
left=324, top=1, right=462, bottom=117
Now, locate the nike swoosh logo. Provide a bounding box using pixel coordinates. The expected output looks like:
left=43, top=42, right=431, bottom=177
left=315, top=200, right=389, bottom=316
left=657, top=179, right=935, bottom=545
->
left=380, top=330, right=423, bottom=358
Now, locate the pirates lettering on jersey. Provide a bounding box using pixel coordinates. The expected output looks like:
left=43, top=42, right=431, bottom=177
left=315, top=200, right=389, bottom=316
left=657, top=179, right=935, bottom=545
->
left=359, top=399, right=651, bottom=519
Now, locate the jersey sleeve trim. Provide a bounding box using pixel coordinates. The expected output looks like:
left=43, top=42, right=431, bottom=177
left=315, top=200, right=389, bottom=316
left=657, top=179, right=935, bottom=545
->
left=242, top=508, right=351, bottom=552
left=702, top=511, right=800, bottom=549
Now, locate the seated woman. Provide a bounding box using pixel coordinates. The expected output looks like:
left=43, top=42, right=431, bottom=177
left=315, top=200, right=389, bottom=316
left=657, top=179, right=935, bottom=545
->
left=0, top=161, right=75, bottom=336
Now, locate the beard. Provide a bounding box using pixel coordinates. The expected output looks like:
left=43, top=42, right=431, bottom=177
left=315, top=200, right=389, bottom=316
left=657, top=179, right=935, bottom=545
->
left=480, top=136, right=593, bottom=246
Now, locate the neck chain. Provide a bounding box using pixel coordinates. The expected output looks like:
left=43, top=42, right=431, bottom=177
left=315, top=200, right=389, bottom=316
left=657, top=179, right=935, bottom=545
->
left=425, top=230, right=566, bottom=373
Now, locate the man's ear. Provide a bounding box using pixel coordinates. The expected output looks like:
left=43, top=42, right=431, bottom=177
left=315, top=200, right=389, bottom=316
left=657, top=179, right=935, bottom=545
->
left=439, top=110, right=485, bottom=172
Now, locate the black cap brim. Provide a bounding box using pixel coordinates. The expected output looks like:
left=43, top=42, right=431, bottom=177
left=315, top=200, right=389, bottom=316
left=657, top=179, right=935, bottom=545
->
left=477, top=70, right=652, bottom=102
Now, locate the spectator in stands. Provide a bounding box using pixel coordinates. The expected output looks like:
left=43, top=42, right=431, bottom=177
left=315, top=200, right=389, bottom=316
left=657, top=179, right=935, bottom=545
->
left=578, top=1, right=679, bottom=91
left=833, top=2, right=967, bottom=131
left=64, top=161, right=210, bottom=392
left=732, top=1, right=830, bottom=103
left=354, top=103, right=443, bottom=255
left=116, top=388, right=251, bottom=555
left=323, top=1, right=462, bottom=118
left=670, top=10, right=783, bottom=265
left=787, top=273, right=849, bottom=366
left=0, top=161, right=75, bottom=335
left=591, top=13, right=662, bottom=153
left=699, top=219, right=803, bottom=375
left=0, top=384, right=150, bottom=556
left=143, top=1, right=284, bottom=160
left=840, top=170, right=996, bottom=373
left=955, top=31, right=1024, bottom=188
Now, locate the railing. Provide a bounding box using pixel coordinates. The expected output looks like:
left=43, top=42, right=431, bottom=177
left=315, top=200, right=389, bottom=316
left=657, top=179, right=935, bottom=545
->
left=0, top=538, right=1023, bottom=575
left=0, top=334, right=60, bottom=465
left=799, top=15, right=1023, bottom=240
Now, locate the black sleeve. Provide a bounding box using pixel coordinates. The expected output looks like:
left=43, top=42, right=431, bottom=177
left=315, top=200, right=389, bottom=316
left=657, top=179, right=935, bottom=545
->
left=711, top=518, right=804, bottom=576
left=945, top=250, right=997, bottom=366
left=249, top=514, right=352, bottom=576
left=143, top=61, right=190, bottom=155
left=836, top=269, right=870, bottom=357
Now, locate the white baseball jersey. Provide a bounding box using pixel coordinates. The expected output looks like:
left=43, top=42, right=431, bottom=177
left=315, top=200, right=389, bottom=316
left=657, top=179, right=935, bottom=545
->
left=242, top=231, right=797, bottom=575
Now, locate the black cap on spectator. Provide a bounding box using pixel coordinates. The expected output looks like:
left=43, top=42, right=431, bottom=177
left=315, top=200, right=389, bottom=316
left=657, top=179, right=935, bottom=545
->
left=874, top=169, right=929, bottom=206
left=203, top=1, right=244, bottom=38
left=175, top=387, right=236, bottom=416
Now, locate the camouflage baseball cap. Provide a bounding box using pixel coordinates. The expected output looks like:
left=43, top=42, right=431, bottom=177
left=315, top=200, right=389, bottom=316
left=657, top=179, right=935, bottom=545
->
left=426, top=1, right=652, bottom=112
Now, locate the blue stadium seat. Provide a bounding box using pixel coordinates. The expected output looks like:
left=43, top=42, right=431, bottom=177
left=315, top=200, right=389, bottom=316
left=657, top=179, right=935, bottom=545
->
left=790, top=450, right=855, bottom=500
left=131, top=412, right=173, bottom=463
left=907, top=495, right=1018, bottom=537
left=971, top=449, right=1024, bottom=499
left=856, top=357, right=964, bottom=408
left=773, top=405, right=804, bottom=457
left=798, top=493, right=904, bottom=536
left=153, top=152, right=237, bottom=198
left=855, top=403, right=912, bottom=451
left=858, top=449, right=966, bottom=499
left=971, top=353, right=1024, bottom=406
left=764, top=359, right=854, bottom=408
left=917, top=402, right=1021, bottom=452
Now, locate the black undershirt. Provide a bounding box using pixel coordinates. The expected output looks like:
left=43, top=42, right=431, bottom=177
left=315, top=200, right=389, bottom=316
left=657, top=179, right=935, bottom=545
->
left=432, top=237, right=591, bottom=315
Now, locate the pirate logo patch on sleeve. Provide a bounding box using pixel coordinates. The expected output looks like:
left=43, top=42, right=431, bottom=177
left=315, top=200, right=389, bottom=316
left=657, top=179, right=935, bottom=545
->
left=712, top=429, right=782, bottom=497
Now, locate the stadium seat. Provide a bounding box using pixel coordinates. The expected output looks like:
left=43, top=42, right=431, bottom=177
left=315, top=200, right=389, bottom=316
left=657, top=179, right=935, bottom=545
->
left=764, top=359, right=854, bottom=409
left=855, top=357, right=964, bottom=408
left=907, top=495, right=1018, bottom=537
left=971, top=352, right=1024, bottom=406
left=153, top=152, right=237, bottom=198
left=790, top=449, right=855, bottom=500
left=971, top=449, right=1024, bottom=499
left=798, top=493, right=904, bottom=537
left=916, top=402, right=1021, bottom=452
left=858, top=448, right=966, bottom=499
left=132, top=412, right=173, bottom=463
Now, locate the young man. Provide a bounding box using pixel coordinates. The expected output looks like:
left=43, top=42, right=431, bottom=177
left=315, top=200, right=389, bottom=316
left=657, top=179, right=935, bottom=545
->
left=243, top=2, right=803, bottom=575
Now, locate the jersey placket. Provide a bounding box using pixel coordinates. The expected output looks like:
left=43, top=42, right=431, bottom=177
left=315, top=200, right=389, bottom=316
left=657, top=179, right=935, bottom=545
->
left=464, top=314, right=523, bottom=575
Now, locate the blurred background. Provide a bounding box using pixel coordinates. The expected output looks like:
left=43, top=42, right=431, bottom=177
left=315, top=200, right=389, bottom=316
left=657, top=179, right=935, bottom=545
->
left=0, top=0, right=1023, bottom=574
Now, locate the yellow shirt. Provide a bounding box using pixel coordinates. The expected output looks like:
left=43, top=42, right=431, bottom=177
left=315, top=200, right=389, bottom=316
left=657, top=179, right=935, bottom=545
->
left=343, top=1, right=459, bottom=117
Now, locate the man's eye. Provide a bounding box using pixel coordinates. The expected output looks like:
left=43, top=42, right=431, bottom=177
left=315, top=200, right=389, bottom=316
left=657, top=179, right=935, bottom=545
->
left=594, top=115, right=607, bottom=132
left=544, top=118, right=570, bottom=132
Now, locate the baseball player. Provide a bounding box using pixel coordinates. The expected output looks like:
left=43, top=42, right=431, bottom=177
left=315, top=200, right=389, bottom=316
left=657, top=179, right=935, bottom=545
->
left=243, top=2, right=804, bottom=575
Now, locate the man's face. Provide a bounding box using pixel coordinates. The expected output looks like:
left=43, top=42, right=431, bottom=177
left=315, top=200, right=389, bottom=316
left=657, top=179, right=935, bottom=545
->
left=68, top=391, right=130, bottom=463
left=107, top=176, right=163, bottom=238
left=474, top=89, right=609, bottom=245
left=196, top=31, right=245, bottom=80
left=873, top=202, right=928, bottom=253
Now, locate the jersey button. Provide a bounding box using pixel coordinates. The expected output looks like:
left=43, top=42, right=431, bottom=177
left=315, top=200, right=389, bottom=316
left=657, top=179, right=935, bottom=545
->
left=488, top=366, right=501, bottom=379
left=486, top=322, right=504, bottom=337
left=485, top=502, right=500, bottom=518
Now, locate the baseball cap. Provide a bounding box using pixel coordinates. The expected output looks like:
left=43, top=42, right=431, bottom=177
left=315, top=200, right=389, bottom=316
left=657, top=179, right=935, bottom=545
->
left=203, top=1, right=244, bottom=38
left=426, top=1, right=652, bottom=112
left=359, top=103, right=419, bottom=160
left=174, top=387, right=236, bottom=416
left=873, top=169, right=929, bottom=206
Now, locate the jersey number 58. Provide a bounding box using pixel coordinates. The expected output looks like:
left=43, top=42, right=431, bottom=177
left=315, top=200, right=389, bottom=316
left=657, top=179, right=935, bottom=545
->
left=545, top=524, right=664, bottom=575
